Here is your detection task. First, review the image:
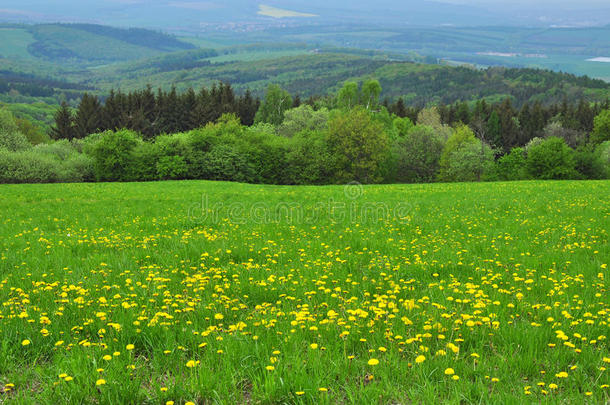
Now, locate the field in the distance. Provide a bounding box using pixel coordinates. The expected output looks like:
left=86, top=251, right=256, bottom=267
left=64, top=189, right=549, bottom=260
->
left=0, top=180, right=608, bottom=403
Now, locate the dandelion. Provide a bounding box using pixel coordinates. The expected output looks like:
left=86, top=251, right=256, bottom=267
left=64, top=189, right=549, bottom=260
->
left=445, top=368, right=455, bottom=375
left=368, top=358, right=379, bottom=366
left=186, top=360, right=198, bottom=368
left=95, top=379, right=106, bottom=386
left=555, top=372, right=568, bottom=378
left=126, top=344, right=135, bottom=350
left=310, top=343, right=318, bottom=350
left=415, top=355, right=426, bottom=363
left=21, top=339, right=31, bottom=346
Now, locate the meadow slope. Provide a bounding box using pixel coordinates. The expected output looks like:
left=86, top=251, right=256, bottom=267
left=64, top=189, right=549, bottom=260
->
left=0, top=180, right=608, bottom=403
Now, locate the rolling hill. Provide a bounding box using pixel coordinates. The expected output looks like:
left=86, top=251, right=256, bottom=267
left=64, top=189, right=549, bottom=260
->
left=0, top=23, right=195, bottom=63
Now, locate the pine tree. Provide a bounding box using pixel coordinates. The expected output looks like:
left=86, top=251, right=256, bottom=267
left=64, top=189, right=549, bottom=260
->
left=74, top=93, right=102, bottom=138
left=51, top=101, right=75, bottom=140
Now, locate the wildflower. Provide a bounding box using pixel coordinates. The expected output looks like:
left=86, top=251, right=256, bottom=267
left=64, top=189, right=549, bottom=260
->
left=555, top=371, right=568, bottom=378
left=126, top=344, right=135, bottom=350
left=368, top=358, right=379, bottom=366
left=22, top=339, right=31, bottom=346
left=415, top=355, right=425, bottom=363
left=445, top=368, right=455, bottom=375
left=96, top=379, right=106, bottom=386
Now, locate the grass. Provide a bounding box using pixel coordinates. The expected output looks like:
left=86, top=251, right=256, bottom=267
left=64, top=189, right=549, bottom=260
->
left=0, top=180, right=608, bottom=403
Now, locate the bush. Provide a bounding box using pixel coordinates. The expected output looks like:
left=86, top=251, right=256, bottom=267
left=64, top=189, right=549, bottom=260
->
left=526, top=137, right=578, bottom=180
left=442, top=141, right=495, bottom=182
left=574, top=145, right=606, bottom=180
left=391, top=125, right=444, bottom=183
left=87, top=129, right=142, bottom=182
left=327, top=107, right=389, bottom=184
left=284, top=130, right=335, bottom=185
left=34, top=140, right=95, bottom=182
left=438, top=125, right=478, bottom=182
left=0, top=109, right=30, bottom=152
left=596, top=141, right=610, bottom=178
left=202, top=143, right=256, bottom=183
left=157, top=155, right=187, bottom=180
left=589, top=109, right=610, bottom=145
left=496, top=147, right=528, bottom=181
left=277, top=105, right=328, bottom=138
left=0, top=148, right=60, bottom=183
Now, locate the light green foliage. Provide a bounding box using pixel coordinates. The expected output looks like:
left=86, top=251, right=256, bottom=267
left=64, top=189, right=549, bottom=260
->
left=361, top=79, right=382, bottom=109
left=0, top=108, right=31, bottom=151
left=276, top=105, right=329, bottom=137
left=526, top=137, right=578, bottom=180
left=327, top=107, right=389, bottom=183
left=438, top=125, right=478, bottom=181
left=441, top=139, right=495, bottom=182
left=417, top=108, right=452, bottom=140
left=254, top=84, right=293, bottom=126
left=597, top=141, right=610, bottom=177
left=337, top=81, right=360, bottom=110
left=393, top=116, right=415, bottom=137
left=589, top=109, right=610, bottom=145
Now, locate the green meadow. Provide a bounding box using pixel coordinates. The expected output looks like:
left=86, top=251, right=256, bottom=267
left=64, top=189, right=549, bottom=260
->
left=0, top=180, right=608, bottom=403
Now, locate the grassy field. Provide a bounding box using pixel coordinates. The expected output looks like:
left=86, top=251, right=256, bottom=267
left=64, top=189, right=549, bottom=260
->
left=0, top=180, right=608, bottom=404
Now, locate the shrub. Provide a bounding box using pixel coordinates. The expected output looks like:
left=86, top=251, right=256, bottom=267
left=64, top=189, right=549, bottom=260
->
left=526, top=137, right=578, bottom=180
left=596, top=141, right=610, bottom=178
left=0, top=148, right=60, bottom=183
left=284, top=130, right=335, bottom=185
left=157, top=155, right=187, bottom=180
left=442, top=141, right=495, bottom=182
left=589, top=109, right=610, bottom=145
left=327, top=107, right=389, bottom=184
left=0, top=109, right=30, bottom=152
left=34, top=140, right=95, bottom=182
left=202, top=143, right=256, bottom=183
left=277, top=105, right=329, bottom=138
left=496, top=147, right=528, bottom=181
left=391, top=125, right=444, bottom=183
left=573, top=145, right=606, bottom=180
left=87, top=129, right=142, bottom=182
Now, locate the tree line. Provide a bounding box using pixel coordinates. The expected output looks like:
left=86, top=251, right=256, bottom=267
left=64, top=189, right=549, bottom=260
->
left=2, top=80, right=609, bottom=185
left=51, top=83, right=261, bottom=140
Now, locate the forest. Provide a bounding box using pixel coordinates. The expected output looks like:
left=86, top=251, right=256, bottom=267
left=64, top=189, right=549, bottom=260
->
left=1, top=80, right=609, bottom=185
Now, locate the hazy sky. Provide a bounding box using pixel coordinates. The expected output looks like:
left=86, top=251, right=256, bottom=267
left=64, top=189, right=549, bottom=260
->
left=439, top=0, right=609, bottom=6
